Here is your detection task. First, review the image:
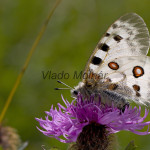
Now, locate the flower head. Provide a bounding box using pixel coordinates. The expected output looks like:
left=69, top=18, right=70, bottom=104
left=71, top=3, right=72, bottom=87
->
left=0, top=126, right=22, bottom=150
left=36, top=95, right=150, bottom=143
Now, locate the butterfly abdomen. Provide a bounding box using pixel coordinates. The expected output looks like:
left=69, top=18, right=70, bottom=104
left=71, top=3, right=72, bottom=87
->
left=100, top=90, right=127, bottom=108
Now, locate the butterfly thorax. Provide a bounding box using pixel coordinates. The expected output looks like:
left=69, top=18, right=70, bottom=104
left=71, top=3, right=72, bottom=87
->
left=71, top=79, right=132, bottom=108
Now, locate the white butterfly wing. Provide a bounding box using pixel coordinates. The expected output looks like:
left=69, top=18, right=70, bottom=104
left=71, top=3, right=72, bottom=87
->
left=84, top=13, right=150, bottom=75
left=82, top=13, right=150, bottom=105
left=102, top=56, right=150, bottom=105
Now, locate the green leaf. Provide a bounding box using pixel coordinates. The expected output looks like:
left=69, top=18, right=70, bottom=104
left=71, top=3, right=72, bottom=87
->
left=125, top=141, right=137, bottom=150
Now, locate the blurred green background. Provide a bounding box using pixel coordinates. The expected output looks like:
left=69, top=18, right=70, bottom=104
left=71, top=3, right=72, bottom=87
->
left=0, top=0, right=150, bottom=149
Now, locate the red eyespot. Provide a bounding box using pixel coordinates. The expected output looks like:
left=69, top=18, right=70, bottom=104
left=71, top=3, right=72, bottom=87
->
left=108, top=62, right=119, bottom=70
left=133, top=66, right=144, bottom=78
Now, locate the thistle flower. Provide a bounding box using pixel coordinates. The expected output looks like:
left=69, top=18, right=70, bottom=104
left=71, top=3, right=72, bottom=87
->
left=36, top=95, right=150, bottom=149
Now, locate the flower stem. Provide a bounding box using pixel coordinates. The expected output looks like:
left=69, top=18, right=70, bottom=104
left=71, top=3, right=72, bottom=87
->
left=0, top=0, right=62, bottom=123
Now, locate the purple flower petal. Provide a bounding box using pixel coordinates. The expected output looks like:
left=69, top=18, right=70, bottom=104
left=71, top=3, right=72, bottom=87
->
left=36, top=95, right=150, bottom=143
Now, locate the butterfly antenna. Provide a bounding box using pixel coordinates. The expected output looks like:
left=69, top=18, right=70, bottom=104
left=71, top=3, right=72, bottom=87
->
left=54, top=88, right=71, bottom=90
left=54, top=80, right=73, bottom=90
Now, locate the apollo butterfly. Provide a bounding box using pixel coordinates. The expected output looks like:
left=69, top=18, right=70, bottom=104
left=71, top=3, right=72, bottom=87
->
left=71, top=13, right=150, bottom=108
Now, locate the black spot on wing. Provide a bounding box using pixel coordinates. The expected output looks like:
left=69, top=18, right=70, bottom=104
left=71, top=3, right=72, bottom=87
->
left=114, top=35, right=123, bottom=42
left=136, top=92, right=141, bottom=97
left=105, top=33, right=110, bottom=37
left=112, top=23, right=118, bottom=29
left=91, top=56, right=102, bottom=65
left=98, top=43, right=110, bottom=52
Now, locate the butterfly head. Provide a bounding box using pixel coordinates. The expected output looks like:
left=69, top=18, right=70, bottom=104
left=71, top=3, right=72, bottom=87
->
left=71, top=82, right=86, bottom=98
left=71, top=81, right=96, bottom=98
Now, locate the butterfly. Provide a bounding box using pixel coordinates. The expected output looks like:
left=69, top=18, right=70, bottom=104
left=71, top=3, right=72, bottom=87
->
left=71, top=13, right=150, bottom=108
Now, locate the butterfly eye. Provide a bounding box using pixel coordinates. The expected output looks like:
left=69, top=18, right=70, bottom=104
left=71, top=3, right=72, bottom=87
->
left=73, top=90, right=78, bottom=95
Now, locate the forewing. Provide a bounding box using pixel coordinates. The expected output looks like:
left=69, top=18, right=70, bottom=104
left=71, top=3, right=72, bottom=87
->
left=84, top=13, right=150, bottom=78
